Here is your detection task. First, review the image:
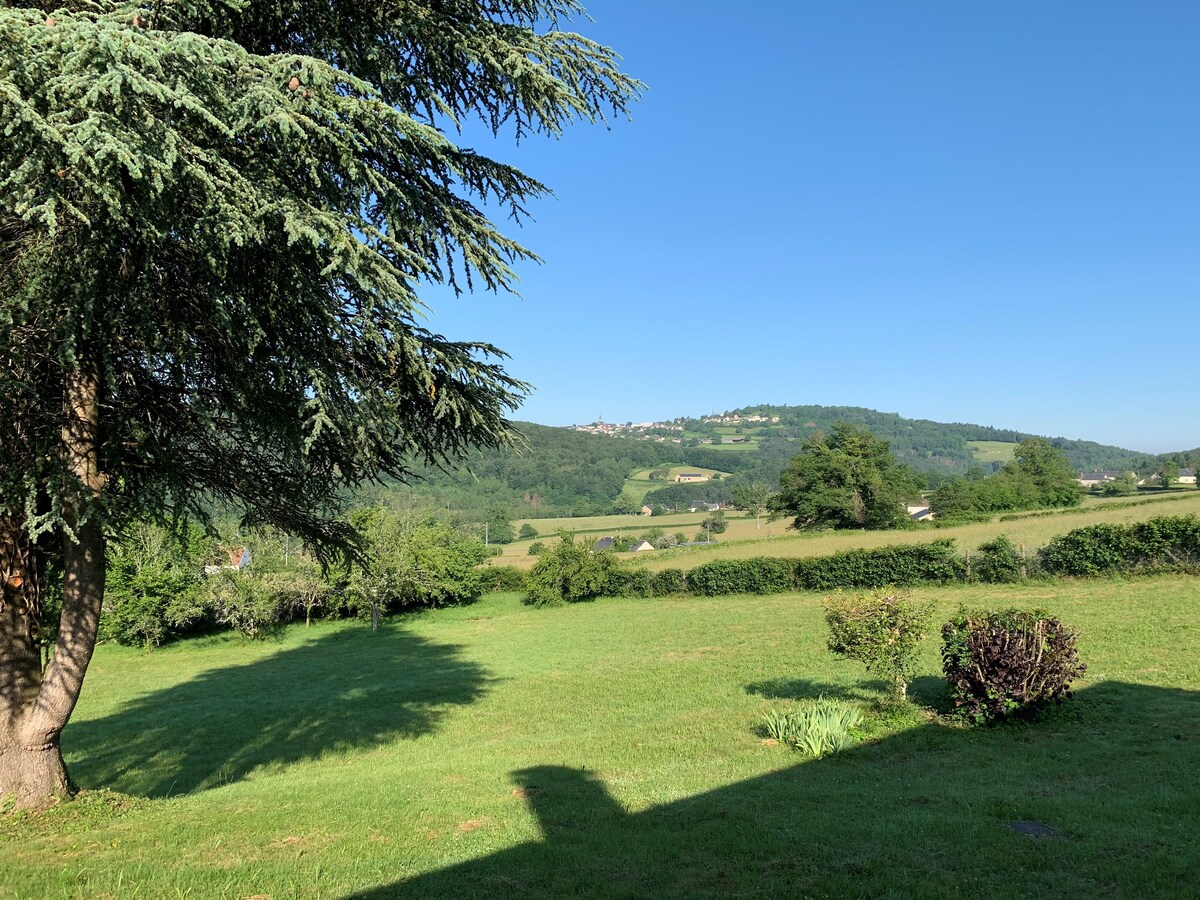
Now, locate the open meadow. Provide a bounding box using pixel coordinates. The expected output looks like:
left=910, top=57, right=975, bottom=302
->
left=3, top=573, right=1198, bottom=898
left=494, top=491, right=1200, bottom=571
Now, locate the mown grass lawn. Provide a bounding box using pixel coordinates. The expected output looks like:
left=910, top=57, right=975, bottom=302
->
left=3, top=576, right=1199, bottom=898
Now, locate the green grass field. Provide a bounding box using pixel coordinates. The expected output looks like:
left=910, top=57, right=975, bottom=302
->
left=4, top=574, right=1198, bottom=897
left=495, top=492, right=1200, bottom=572
left=618, top=465, right=732, bottom=507
left=967, top=440, right=1019, bottom=462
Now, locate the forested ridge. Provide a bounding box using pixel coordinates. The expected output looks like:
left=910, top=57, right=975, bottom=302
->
left=370, top=406, right=1184, bottom=519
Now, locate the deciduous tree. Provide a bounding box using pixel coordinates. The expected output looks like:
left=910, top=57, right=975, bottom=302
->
left=771, top=424, right=924, bottom=531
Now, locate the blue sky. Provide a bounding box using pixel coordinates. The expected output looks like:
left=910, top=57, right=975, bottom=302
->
left=422, top=2, right=1199, bottom=453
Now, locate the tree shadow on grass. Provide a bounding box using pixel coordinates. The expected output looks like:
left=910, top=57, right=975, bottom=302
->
left=347, top=681, right=1200, bottom=898
left=745, top=676, right=892, bottom=702
left=64, top=625, right=492, bottom=798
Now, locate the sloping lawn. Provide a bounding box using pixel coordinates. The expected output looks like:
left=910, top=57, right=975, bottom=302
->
left=3, top=576, right=1198, bottom=898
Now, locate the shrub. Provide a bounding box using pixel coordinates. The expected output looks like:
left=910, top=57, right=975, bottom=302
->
left=971, top=535, right=1023, bottom=584
left=1039, top=515, right=1200, bottom=576
left=650, top=568, right=687, bottom=596
left=518, top=523, right=538, bottom=540
left=687, top=558, right=795, bottom=596
left=824, top=590, right=935, bottom=699
left=762, top=698, right=863, bottom=757
left=101, top=523, right=214, bottom=647
left=527, top=542, right=546, bottom=556
left=795, top=540, right=964, bottom=591
left=942, top=608, right=1086, bottom=724
left=524, top=536, right=616, bottom=607
left=205, top=572, right=289, bottom=639
left=605, top=568, right=652, bottom=598
left=478, top=565, right=526, bottom=592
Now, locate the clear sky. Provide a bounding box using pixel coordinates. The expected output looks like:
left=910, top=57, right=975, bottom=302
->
left=422, top=1, right=1199, bottom=453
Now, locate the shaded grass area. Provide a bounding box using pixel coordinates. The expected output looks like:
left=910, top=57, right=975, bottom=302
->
left=370, top=680, right=1199, bottom=898
left=3, top=578, right=1199, bottom=897
left=65, top=626, right=492, bottom=798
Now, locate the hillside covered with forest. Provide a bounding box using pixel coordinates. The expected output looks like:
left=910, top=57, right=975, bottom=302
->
left=366, top=404, right=1193, bottom=521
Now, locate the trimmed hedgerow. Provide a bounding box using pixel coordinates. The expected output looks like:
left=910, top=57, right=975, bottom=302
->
left=1038, top=515, right=1200, bottom=577
left=942, top=608, right=1086, bottom=724
left=795, top=540, right=965, bottom=591
left=650, top=568, right=687, bottom=596
left=605, top=568, right=652, bottom=598
left=479, top=565, right=527, bottom=592
left=971, top=535, right=1024, bottom=584
left=687, top=558, right=796, bottom=596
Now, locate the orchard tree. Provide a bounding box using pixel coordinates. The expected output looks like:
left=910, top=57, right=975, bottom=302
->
left=770, top=424, right=924, bottom=531
left=0, top=0, right=637, bottom=807
left=732, top=482, right=775, bottom=529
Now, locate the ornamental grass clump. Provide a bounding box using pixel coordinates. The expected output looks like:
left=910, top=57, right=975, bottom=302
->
left=824, top=590, right=935, bottom=699
left=941, top=608, right=1086, bottom=724
left=762, top=698, right=863, bottom=757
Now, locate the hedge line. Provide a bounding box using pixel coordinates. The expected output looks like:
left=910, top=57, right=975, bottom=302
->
left=569, top=515, right=1200, bottom=600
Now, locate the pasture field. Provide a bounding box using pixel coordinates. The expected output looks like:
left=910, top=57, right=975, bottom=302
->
left=618, top=465, right=732, bottom=506
left=967, top=440, right=1019, bottom=462
left=3, top=576, right=1198, bottom=897
left=631, top=492, right=1200, bottom=572
left=496, top=492, right=1200, bottom=572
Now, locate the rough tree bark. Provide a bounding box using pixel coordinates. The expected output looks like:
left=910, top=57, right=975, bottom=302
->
left=0, top=361, right=106, bottom=808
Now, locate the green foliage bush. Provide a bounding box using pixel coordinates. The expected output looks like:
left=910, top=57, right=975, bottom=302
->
left=478, top=565, right=526, bottom=592
left=518, top=523, right=538, bottom=540
left=824, top=590, right=935, bottom=699
left=205, top=571, right=290, bottom=640
left=524, top=536, right=616, bottom=607
left=101, top=524, right=215, bottom=647
left=605, top=568, right=652, bottom=598
left=687, top=558, right=795, bottom=596
left=650, top=568, right=687, bottom=596
left=942, top=608, right=1086, bottom=724
left=795, top=540, right=964, bottom=590
left=527, top=541, right=546, bottom=556
left=762, top=698, right=862, bottom=757
left=971, top=535, right=1024, bottom=584
left=1038, top=515, right=1200, bottom=576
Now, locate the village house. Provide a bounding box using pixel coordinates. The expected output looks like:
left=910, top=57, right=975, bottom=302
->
left=675, top=472, right=710, bottom=483
left=203, top=546, right=252, bottom=576
left=1077, top=471, right=1134, bottom=488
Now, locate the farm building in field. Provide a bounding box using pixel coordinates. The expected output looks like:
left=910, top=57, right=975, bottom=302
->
left=905, top=503, right=934, bottom=522
left=689, top=502, right=721, bottom=513
left=593, top=537, right=615, bottom=552
left=627, top=541, right=655, bottom=553
left=1077, top=471, right=1133, bottom=488
left=640, top=505, right=653, bottom=516
left=1180, top=468, right=1197, bottom=485
left=675, top=472, right=710, bottom=483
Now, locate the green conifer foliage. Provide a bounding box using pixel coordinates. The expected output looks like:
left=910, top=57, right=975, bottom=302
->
left=0, top=0, right=638, bottom=806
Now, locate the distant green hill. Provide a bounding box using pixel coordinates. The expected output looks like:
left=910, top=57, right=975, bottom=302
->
left=365, top=405, right=1187, bottom=520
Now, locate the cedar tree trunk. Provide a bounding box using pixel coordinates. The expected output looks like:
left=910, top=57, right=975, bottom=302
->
left=0, top=363, right=106, bottom=808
